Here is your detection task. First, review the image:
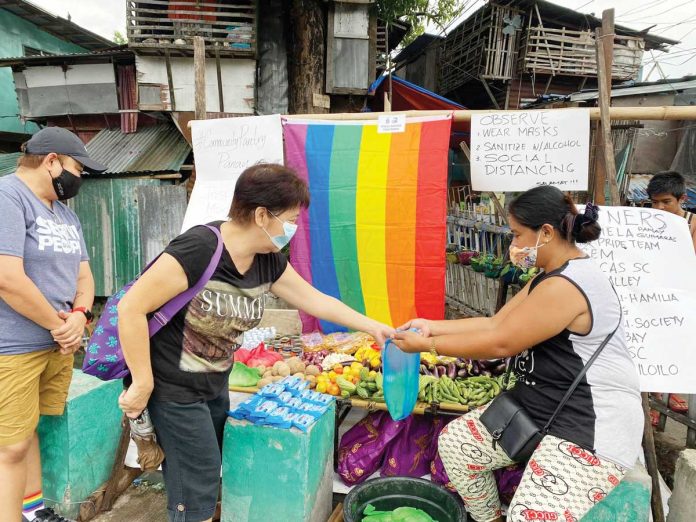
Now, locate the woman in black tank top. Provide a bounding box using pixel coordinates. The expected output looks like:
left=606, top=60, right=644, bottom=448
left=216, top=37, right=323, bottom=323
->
left=392, top=186, right=642, bottom=522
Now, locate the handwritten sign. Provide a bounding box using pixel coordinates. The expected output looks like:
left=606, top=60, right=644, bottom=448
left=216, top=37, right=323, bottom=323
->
left=580, top=206, right=696, bottom=393
left=181, top=115, right=284, bottom=232
left=470, top=109, right=589, bottom=192
left=378, top=114, right=406, bottom=134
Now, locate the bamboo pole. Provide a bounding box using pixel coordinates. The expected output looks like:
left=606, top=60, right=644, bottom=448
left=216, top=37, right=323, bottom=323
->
left=595, top=28, right=621, bottom=206
left=194, top=36, right=206, bottom=121
left=187, top=106, right=696, bottom=128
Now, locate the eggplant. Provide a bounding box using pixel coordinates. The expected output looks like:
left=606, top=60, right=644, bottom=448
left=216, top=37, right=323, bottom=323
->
left=457, top=368, right=468, bottom=378
left=493, top=362, right=507, bottom=375
left=480, top=359, right=505, bottom=371
left=455, top=359, right=466, bottom=369
left=420, top=364, right=428, bottom=375
left=447, top=362, right=457, bottom=379
left=436, top=365, right=447, bottom=378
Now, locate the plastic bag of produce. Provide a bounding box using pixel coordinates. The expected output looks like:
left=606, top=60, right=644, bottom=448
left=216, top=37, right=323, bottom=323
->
left=383, top=338, right=420, bottom=421
left=381, top=415, right=439, bottom=478
left=337, top=411, right=406, bottom=486
left=235, top=342, right=284, bottom=368
left=228, top=362, right=262, bottom=387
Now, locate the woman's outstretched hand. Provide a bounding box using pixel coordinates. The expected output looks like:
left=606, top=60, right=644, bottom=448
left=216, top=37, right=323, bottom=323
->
left=391, top=329, right=429, bottom=353
left=397, top=318, right=432, bottom=338
left=370, top=322, right=397, bottom=346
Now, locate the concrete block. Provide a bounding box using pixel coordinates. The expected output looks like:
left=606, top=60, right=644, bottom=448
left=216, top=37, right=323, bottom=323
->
left=667, top=449, right=696, bottom=522
left=581, top=462, right=651, bottom=522
left=221, top=402, right=335, bottom=522
left=38, top=370, right=123, bottom=519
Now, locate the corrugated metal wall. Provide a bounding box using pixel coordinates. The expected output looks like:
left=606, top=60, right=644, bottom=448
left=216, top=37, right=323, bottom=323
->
left=70, top=178, right=157, bottom=296
left=69, top=178, right=186, bottom=296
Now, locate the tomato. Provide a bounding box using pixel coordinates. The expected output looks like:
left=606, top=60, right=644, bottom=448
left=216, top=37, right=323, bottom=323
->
left=333, top=364, right=344, bottom=374
left=316, top=382, right=328, bottom=394
left=328, top=383, right=340, bottom=396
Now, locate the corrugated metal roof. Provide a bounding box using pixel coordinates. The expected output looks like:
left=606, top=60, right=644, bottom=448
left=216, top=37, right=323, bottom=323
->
left=0, top=47, right=133, bottom=68
left=86, top=125, right=191, bottom=176
left=629, top=174, right=696, bottom=208
left=570, top=77, right=696, bottom=102
left=0, top=152, right=20, bottom=177
left=0, top=0, right=114, bottom=50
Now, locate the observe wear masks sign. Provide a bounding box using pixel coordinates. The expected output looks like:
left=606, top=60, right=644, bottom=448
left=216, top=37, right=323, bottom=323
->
left=579, top=205, right=696, bottom=393
left=470, top=109, right=590, bottom=192
left=182, top=115, right=285, bottom=232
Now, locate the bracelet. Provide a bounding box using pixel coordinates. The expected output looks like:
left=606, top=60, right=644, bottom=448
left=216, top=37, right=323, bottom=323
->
left=429, top=337, right=438, bottom=357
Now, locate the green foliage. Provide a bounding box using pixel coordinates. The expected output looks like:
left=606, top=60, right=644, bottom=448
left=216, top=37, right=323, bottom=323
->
left=113, top=30, right=127, bottom=45
left=377, top=0, right=462, bottom=46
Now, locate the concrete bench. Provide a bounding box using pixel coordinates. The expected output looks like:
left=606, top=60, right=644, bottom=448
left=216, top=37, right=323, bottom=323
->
left=38, top=370, right=122, bottom=519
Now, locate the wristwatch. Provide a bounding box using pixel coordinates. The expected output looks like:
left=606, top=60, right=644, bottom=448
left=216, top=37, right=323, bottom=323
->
left=71, top=307, right=94, bottom=324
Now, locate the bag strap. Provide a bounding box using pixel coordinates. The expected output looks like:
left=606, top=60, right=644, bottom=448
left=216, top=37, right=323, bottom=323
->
left=147, top=224, right=224, bottom=336
left=542, top=304, right=622, bottom=434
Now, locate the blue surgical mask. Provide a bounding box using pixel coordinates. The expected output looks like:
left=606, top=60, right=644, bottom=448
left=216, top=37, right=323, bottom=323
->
left=264, top=212, right=298, bottom=250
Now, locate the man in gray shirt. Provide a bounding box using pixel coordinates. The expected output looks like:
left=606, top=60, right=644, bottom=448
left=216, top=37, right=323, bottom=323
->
left=0, top=127, right=106, bottom=522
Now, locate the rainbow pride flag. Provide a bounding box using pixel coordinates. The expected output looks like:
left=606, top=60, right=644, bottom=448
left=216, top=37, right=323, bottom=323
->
left=283, top=115, right=452, bottom=332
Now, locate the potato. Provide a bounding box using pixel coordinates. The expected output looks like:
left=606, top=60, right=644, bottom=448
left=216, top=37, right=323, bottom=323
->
left=262, top=370, right=273, bottom=379
left=287, top=357, right=305, bottom=374
left=271, top=375, right=283, bottom=382
left=305, top=375, right=317, bottom=386
left=292, top=372, right=305, bottom=379
left=276, top=362, right=291, bottom=377
left=305, top=365, right=321, bottom=376
left=257, top=377, right=273, bottom=388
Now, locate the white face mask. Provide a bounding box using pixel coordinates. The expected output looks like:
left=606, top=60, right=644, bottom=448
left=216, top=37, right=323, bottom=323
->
left=263, top=211, right=298, bottom=250
left=509, top=231, right=546, bottom=269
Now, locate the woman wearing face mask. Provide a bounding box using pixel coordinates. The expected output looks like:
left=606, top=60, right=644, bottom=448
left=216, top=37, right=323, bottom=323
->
left=392, top=186, right=642, bottom=522
left=0, top=127, right=106, bottom=522
left=117, top=163, right=394, bottom=522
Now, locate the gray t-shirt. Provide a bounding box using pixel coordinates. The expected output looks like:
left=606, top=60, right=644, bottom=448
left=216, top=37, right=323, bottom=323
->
left=0, top=174, right=89, bottom=355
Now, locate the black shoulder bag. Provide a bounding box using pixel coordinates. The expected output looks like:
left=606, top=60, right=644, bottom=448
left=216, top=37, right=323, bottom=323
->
left=480, top=315, right=621, bottom=462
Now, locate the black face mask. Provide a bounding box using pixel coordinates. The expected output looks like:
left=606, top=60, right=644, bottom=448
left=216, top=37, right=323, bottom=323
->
left=50, top=163, right=83, bottom=201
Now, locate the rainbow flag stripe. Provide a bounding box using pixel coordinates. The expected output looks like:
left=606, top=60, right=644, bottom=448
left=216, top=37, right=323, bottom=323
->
left=23, top=491, right=43, bottom=511
left=284, top=116, right=452, bottom=332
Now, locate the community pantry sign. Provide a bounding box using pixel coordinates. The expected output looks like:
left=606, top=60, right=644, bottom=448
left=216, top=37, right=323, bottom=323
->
left=470, top=109, right=590, bottom=192
left=580, top=206, right=696, bottom=393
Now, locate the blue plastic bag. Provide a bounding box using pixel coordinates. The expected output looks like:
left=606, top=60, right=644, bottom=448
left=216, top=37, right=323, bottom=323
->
left=383, top=335, right=421, bottom=421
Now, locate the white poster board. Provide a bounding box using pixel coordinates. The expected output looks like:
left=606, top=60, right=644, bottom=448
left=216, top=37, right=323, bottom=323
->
left=580, top=206, right=696, bottom=393
left=181, top=115, right=284, bottom=232
left=470, top=109, right=590, bottom=192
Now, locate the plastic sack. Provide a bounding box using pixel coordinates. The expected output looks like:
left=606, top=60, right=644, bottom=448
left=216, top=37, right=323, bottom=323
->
left=383, top=337, right=420, bottom=421
left=337, top=411, right=407, bottom=486
left=430, top=417, right=458, bottom=493
left=494, top=465, right=524, bottom=505
left=234, top=342, right=283, bottom=368
left=228, top=362, right=262, bottom=387
left=362, top=504, right=436, bottom=522
left=381, top=415, right=445, bottom=478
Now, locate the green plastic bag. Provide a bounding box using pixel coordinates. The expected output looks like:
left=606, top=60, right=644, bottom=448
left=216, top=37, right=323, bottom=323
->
left=361, top=504, right=437, bottom=522
left=229, top=362, right=262, bottom=387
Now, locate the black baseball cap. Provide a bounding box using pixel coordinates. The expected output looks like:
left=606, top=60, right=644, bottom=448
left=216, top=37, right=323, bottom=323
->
left=25, top=127, right=107, bottom=174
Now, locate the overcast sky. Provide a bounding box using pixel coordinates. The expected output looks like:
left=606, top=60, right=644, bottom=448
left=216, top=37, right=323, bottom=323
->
left=29, top=0, right=696, bottom=80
